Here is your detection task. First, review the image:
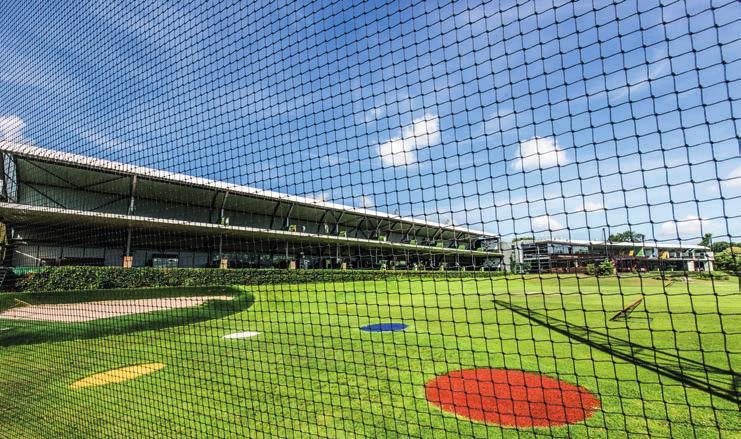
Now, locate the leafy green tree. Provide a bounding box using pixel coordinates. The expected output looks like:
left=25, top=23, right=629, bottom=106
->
left=598, top=259, right=616, bottom=275
left=608, top=231, right=645, bottom=243
left=699, top=233, right=713, bottom=247
left=715, top=247, right=741, bottom=274
left=587, top=259, right=615, bottom=276
left=711, top=241, right=732, bottom=253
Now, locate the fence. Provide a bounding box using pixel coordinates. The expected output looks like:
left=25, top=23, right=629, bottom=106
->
left=0, top=0, right=739, bottom=437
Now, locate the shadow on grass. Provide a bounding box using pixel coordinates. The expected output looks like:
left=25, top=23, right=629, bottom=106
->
left=493, top=299, right=740, bottom=405
left=0, top=287, right=254, bottom=347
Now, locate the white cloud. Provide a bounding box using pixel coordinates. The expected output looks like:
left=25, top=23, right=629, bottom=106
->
left=660, top=215, right=709, bottom=237
left=724, top=166, right=741, bottom=188
left=583, top=201, right=604, bottom=211
left=531, top=215, right=563, bottom=232
left=321, top=154, right=340, bottom=166
left=483, top=107, right=516, bottom=135
left=512, top=136, right=569, bottom=171
left=357, top=195, right=374, bottom=208
left=607, top=59, right=670, bottom=104
left=363, top=106, right=385, bottom=123
left=76, top=128, right=137, bottom=151
left=378, top=113, right=439, bottom=167
left=0, top=49, right=68, bottom=90
left=310, top=192, right=330, bottom=203
left=570, top=200, right=605, bottom=213
left=0, top=115, right=25, bottom=141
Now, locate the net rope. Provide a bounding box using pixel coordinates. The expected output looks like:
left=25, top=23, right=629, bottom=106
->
left=0, top=0, right=739, bottom=437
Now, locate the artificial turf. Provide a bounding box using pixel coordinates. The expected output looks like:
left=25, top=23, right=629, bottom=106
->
left=0, top=275, right=738, bottom=438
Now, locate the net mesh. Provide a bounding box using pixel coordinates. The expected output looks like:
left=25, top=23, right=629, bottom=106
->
left=0, top=0, right=739, bottom=437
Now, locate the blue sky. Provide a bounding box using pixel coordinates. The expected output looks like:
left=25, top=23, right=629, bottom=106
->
left=0, top=0, right=739, bottom=242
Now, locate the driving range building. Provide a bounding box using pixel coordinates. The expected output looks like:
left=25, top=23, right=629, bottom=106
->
left=0, top=142, right=501, bottom=271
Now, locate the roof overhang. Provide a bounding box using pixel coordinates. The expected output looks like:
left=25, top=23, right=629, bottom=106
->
left=523, top=239, right=709, bottom=250
left=0, top=141, right=498, bottom=240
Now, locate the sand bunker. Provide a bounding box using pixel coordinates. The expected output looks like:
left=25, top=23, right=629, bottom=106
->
left=0, top=296, right=232, bottom=323
left=70, top=363, right=166, bottom=389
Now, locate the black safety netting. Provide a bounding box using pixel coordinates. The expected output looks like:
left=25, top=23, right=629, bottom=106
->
left=0, top=0, right=739, bottom=438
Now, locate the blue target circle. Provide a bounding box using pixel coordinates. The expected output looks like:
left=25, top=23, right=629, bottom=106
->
left=361, top=323, right=407, bottom=332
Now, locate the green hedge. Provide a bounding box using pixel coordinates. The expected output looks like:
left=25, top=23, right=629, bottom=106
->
left=16, top=266, right=504, bottom=292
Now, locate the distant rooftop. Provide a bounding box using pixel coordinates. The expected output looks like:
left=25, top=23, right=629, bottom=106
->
left=520, top=238, right=710, bottom=250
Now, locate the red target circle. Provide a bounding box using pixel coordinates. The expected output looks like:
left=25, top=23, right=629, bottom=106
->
left=425, top=368, right=600, bottom=427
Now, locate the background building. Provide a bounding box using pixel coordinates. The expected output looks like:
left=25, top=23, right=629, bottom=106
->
left=0, top=142, right=501, bottom=271
left=507, top=239, right=714, bottom=274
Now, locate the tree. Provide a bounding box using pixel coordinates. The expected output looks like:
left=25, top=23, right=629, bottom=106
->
left=699, top=233, right=713, bottom=247
left=711, top=241, right=732, bottom=253
left=587, top=259, right=615, bottom=276
left=608, top=231, right=645, bottom=243
left=715, top=247, right=741, bottom=274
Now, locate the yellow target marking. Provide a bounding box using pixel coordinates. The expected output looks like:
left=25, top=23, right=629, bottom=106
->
left=70, top=363, right=165, bottom=389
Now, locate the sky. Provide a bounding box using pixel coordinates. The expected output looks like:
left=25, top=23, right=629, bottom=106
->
left=0, top=0, right=739, bottom=243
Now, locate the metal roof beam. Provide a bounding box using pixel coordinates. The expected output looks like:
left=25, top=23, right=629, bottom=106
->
left=22, top=182, right=67, bottom=209
left=219, top=191, right=230, bottom=224
left=208, top=190, right=221, bottom=223
left=21, top=159, right=82, bottom=190
left=317, top=209, right=335, bottom=234
left=269, top=201, right=282, bottom=230
left=78, top=174, right=129, bottom=191
left=284, top=203, right=294, bottom=228
left=91, top=194, right=129, bottom=212
left=433, top=228, right=444, bottom=241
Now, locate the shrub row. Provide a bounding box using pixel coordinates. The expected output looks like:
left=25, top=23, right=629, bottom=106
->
left=16, top=266, right=504, bottom=292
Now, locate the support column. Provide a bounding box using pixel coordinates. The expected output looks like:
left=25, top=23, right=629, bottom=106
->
left=0, top=153, right=7, bottom=202
left=123, top=175, right=137, bottom=268
left=218, top=234, right=227, bottom=269
left=123, top=228, right=133, bottom=268
left=122, top=175, right=137, bottom=268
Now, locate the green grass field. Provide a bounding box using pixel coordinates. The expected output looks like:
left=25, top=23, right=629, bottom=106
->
left=0, top=276, right=738, bottom=438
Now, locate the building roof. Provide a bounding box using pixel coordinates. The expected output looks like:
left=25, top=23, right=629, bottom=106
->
left=520, top=238, right=710, bottom=250
left=0, top=141, right=497, bottom=240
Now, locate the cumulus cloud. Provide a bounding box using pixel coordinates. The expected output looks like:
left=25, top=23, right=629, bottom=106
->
left=378, top=113, right=439, bottom=167
left=0, top=115, right=25, bottom=141
left=512, top=136, right=569, bottom=171
left=660, top=215, right=709, bottom=237
left=531, top=215, right=563, bottom=232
